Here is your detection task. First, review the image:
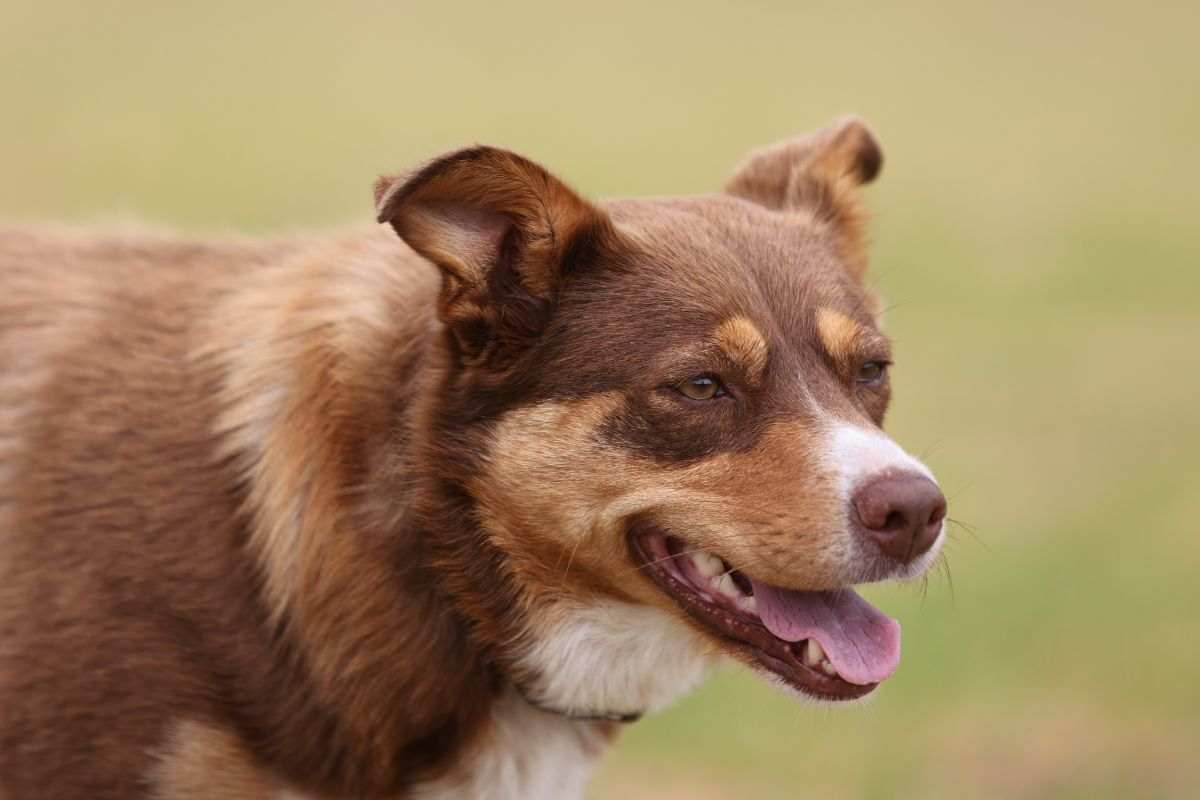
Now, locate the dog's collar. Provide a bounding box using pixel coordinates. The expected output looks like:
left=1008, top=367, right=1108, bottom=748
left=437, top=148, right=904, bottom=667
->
left=537, top=702, right=643, bottom=724
left=516, top=686, right=643, bottom=724
left=565, top=708, right=643, bottom=724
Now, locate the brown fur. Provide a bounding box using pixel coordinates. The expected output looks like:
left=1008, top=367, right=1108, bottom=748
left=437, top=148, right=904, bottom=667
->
left=1, top=118, right=895, bottom=798
left=149, top=721, right=279, bottom=799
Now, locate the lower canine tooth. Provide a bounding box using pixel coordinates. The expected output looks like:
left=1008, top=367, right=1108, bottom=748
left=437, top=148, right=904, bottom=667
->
left=820, top=659, right=838, bottom=677
left=803, top=639, right=825, bottom=668
left=738, top=595, right=757, bottom=614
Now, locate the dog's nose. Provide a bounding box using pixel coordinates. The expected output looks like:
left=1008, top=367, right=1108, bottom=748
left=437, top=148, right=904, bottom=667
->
left=851, top=474, right=946, bottom=563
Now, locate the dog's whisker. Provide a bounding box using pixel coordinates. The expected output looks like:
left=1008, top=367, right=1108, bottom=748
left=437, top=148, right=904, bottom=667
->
left=628, top=547, right=709, bottom=574
left=556, top=535, right=587, bottom=587
left=945, top=516, right=985, bottom=550
left=917, top=439, right=945, bottom=462
left=946, top=516, right=978, bottom=533
left=626, top=544, right=765, bottom=590
left=938, top=554, right=956, bottom=605
left=946, top=481, right=976, bottom=503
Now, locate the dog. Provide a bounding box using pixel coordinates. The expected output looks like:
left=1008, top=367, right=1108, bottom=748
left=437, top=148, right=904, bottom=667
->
left=0, top=116, right=946, bottom=799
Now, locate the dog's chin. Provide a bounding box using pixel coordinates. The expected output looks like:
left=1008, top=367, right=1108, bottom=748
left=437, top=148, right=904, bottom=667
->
left=627, top=524, right=910, bottom=703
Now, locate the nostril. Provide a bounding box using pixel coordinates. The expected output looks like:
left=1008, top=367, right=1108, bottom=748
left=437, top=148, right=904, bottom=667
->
left=927, top=497, right=947, bottom=528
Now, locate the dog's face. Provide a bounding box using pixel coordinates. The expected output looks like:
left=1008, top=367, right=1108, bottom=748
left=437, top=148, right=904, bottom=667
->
left=378, top=118, right=945, bottom=717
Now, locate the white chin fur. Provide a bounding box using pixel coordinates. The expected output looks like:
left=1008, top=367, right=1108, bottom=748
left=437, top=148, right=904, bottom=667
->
left=515, top=600, right=716, bottom=717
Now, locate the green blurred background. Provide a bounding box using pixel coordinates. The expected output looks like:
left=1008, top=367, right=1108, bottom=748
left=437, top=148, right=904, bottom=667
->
left=3, top=1, right=1198, bottom=797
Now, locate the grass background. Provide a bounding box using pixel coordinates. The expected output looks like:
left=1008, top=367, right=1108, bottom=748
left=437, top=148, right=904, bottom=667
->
left=3, top=1, right=1198, bottom=796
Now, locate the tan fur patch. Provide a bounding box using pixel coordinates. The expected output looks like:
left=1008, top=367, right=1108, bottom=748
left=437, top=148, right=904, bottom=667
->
left=148, top=721, right=277, bottom=799
left=712, top=316, right=769, bottom=383
left=474, top=398, right=855, bottom=608
left=469, top=393, right=632, bottom=605
left=816, top=307, right=864, bottom=364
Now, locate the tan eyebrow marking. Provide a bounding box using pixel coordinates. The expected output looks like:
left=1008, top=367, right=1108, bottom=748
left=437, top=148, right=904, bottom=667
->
left=713, top=316, right=769, bottom=382
left=816, top=307, right=865, bottom=363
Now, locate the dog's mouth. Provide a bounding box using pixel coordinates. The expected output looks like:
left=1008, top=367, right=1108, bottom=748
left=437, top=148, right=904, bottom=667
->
left=629, top=527, right=901, bottom=701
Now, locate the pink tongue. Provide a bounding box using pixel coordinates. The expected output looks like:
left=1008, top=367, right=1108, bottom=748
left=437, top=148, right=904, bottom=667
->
left=749, top=580, right=901, bottom=686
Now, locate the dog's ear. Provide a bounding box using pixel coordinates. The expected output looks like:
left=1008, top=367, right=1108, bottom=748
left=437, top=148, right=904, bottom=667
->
left=725, top=116, right=883, bottom=278
left=376, top=146, right=611, bottom=366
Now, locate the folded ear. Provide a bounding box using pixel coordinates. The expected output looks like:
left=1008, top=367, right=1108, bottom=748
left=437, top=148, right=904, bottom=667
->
left=725, top=116, right=883, bottom=278
left=376, top=146, right=611, bottom=366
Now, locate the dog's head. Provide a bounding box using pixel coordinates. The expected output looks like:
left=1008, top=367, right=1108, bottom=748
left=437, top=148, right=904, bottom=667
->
left=377, top=117, right=945, bottom=718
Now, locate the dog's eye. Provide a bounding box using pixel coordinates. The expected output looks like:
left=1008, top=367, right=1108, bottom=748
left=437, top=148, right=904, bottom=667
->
left=677, top=375, right=726, bottom=401
left=856, top=361, right=889, bottom=385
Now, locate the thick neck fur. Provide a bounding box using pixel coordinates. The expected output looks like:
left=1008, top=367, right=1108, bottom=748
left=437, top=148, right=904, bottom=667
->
left=209, top=227, right=604, bottom=795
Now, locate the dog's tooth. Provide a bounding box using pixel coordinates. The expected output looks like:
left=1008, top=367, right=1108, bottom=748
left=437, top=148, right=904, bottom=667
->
left=713, top=573, right=740, bottom=599
left=692, top=551, right=724, bottom=578
left=803, top=639, right=825, bottom=668
left=737, top=594, right=757, bottom=614
left=820, top=659, right=838, bottom=677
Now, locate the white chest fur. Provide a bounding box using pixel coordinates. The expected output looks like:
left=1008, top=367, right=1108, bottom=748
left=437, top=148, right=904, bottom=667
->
left=411, top=689, right=611, bottom=800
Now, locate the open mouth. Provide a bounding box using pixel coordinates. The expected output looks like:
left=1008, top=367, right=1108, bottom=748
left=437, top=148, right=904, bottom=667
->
left=629, top=528, right=901, bottom=701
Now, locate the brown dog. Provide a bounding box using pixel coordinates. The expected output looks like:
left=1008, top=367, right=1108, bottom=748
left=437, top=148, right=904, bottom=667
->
left=0, top=117, right=946, bottom=799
